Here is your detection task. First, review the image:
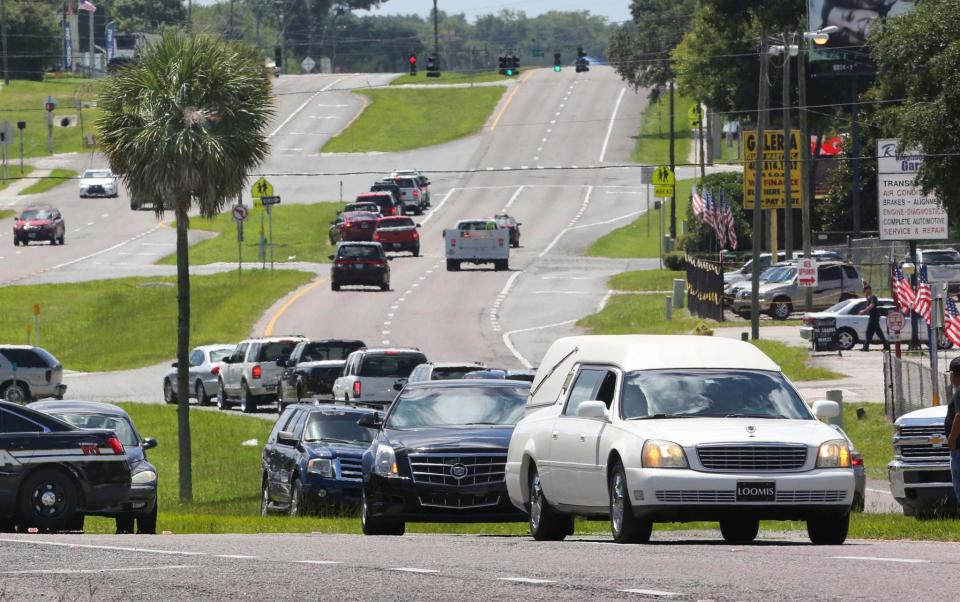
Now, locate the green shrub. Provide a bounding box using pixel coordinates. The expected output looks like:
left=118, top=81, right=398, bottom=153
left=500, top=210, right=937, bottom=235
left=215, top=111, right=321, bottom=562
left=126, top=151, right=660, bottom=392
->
left=664, top=251, right=686, bottom=271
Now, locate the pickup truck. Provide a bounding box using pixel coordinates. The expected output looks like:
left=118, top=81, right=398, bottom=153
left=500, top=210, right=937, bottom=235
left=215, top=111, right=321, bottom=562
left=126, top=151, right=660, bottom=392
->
left=916, top=248, right=960, bottom=294
left=888, top=405, right=956, bottom=516
left=443, top=219, right=509, bottom=272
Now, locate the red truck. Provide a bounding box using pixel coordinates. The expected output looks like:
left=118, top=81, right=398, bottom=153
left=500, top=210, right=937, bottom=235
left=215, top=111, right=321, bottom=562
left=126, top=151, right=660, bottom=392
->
left=373, top=216, right=420, bottom=256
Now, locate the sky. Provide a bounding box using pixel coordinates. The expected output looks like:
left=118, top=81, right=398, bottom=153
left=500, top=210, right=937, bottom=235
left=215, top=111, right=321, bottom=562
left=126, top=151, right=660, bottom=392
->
left=194, top=1, right=632, bottom=24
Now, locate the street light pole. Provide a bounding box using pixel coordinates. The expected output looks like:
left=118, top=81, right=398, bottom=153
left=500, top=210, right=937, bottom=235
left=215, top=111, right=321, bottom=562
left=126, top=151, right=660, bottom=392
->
left=751, top=31, right=770, bottom=341
left=782, top=35, right=794, bottom=260
left=798, top=35, right=813, bottom=312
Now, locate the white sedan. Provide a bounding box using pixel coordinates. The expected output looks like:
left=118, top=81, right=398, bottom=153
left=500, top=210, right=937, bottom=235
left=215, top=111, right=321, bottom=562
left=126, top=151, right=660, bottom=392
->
left=505, top=335, right=854, bottom=545
left=799, top=298, right=951, bottom=350
left=79, top=169, right=119, bottom=198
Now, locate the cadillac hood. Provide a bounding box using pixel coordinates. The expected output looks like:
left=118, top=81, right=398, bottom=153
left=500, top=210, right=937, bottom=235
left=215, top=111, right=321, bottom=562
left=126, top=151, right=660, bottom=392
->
left=385, top=426, right=514, bottom=453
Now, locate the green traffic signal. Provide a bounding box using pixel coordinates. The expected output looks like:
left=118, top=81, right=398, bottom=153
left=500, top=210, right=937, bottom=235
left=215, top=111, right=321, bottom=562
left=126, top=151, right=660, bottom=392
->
left=505, top=69, right=513, bottom=76
left=553, top=65, right=561, bottom=72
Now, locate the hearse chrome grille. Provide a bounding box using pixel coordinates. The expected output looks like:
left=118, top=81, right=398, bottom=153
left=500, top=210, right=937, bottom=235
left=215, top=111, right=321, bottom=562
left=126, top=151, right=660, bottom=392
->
left=696, top=444, right=808, bottom=472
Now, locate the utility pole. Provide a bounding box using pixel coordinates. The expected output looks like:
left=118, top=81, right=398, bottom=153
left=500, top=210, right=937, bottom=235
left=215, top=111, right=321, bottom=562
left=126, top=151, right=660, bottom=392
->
left=669, top=81, right=676, bottom=239
left=229, top=0, right=235, bottom=38
left=782, top=36, right=794, bottom=260
left=751, top=32, right=770, bottom=341
left=798, top=34, right=813, bottom=312
left=433, top=0, right=439, bottom=67
left=850, top=76, right=862, bottom=237
left=1, top=0, right=8, bottom=86
left=698, top=102, right=706, bottom=181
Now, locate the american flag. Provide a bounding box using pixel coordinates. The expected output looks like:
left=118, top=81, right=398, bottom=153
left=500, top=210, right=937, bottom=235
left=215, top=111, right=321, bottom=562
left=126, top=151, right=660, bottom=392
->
left=691, top=186, right=705, bottom=219
left=720, top=190, right=738, bottom=250
left=892, top=265, right=915, bottom=313
left=78, top=0, right=96, bottom=12
left=914, top=265, right=933, bottom=325
left=703, top=188, right=726, bottom=247
left=945, top=296, right=960, bottom=347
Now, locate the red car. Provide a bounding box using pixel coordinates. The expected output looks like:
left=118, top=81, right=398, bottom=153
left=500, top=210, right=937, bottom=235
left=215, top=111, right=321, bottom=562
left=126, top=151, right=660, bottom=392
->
left=356, top=192, right=400, bottom=217
left=329, top=211, right=380, bottom=244
left=373, top=216, right=420, bottom=256
left=12, top=205, right=66, bottom=246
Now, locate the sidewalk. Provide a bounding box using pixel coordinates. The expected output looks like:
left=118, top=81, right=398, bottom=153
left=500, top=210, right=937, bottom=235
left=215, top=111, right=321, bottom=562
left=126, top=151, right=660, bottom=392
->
left=0, top=168, right=51, bottom=200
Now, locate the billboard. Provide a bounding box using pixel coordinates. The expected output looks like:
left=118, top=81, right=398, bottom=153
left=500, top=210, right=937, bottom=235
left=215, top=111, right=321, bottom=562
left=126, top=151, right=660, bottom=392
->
left=807, top=1, right=920, bottom=62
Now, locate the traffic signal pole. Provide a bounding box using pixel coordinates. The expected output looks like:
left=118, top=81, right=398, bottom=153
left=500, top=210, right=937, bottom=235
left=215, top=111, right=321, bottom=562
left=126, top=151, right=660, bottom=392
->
left=668, top=81, right=676, bottom=239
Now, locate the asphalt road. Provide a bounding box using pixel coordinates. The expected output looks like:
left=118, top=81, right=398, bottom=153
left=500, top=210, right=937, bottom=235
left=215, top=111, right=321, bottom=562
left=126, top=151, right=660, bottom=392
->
left=0, top=531, right=956, bottom=601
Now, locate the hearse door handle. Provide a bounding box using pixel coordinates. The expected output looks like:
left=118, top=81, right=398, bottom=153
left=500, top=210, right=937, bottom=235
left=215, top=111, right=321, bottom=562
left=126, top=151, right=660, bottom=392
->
left=579, top=433, right=586, bottom=441
left=552, top=432, right=558, bottom=440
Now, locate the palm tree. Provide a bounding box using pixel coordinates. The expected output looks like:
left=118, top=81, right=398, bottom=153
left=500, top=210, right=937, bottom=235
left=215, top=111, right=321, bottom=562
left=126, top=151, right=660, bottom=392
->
left=96, top=33, right=273, bottom=500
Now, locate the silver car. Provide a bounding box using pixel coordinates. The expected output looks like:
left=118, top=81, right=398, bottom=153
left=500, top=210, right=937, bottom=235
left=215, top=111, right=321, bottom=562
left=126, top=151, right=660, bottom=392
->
left=162, top=344, right=234, bottom=406
left=732, top=262, right=865, bottom=320
left=79, top=168, right=119, bottom=198
left=0, top=345, right=66, bottom=402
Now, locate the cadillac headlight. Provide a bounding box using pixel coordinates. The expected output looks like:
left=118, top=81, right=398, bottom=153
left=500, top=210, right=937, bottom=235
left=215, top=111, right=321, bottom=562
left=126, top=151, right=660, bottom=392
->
left=131, top=470, right=157, bottom=485
left=816, top=439, right=851, bottom=468
left=641, top=440, right=688, bottom=469
left=373, top=443, right=399, bottom=476
left=307, top=458, right=334, bottom=477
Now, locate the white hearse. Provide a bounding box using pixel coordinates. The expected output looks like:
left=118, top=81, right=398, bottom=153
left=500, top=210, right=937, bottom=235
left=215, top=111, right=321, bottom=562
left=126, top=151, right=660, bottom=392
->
left=443, top=219, right=509, bottom=271
left=505, top=335, right=855, bottom=544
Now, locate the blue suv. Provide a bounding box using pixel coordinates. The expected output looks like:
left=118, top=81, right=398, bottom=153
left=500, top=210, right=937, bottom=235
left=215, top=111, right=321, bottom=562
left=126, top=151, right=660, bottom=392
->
left=260, top=403, right=378, bottom=515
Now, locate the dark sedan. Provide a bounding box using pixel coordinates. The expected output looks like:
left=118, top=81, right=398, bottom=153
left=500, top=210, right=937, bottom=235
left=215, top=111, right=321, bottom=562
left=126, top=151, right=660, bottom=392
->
left=30, top=400, right=159, bottom=534
left=12, top=205, right=66, bottom=246
left=329, top=211, right=380, bottom=244
left=330, top=242, right=390, bottom=291
left=359, top=380, right=530, bottom=535
left=261, top=404, right=378, bottom=515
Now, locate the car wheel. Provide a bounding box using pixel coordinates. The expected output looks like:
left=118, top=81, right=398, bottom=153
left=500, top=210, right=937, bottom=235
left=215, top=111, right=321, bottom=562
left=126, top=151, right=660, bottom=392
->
left=331, top=282, right=341, bottom=291
left=195, top=381, right=209, bottom=407
left=290, top=478, right=311, bottom=517
left=18, top=468, right=79, bottom=532
left=241, top=382, right=255, bottom=413
left=137, top=502, right=158, bottom=535
left=807, top=513, right=849, bottom=545
left=527, top=464, right=572, bottom=541
left=852, top=492, right=865, bottom=513
left=719, top=519, right=760, bottom=543
left=163, top=379, right=176, bottom=404
left=116, top=514, right=136, bottom=534
left=446, top=259, right=459, bottom=271
left=58, top=233, right=65, bottom=245
left=380, top=278, right=389, bottom=291
left=1, top=381, right=29, bottom=403
left=260, top=480, right=271, bottom=517
left=295, top=380, right=304, bottom=403
left=360, top=490, right=405, bottom=536
left=217, top=379, right=229, bottom=410
left=836, top=328, right=857, bottom=351
left=412, top=246, right=420, bottom=257
left=12, top=238, right=19, bottom=247
left=609, top=460, right=652, bottom=544
left=770, top=299, right=793, bottom=320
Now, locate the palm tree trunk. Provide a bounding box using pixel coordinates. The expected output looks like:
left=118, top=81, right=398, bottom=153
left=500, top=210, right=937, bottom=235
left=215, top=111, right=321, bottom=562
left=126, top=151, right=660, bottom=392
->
left=175, top=207, right=193, bottom=501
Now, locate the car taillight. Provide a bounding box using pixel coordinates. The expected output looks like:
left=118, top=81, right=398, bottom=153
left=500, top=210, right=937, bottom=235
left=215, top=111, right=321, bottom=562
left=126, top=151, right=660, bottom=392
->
left=252, top=365, right=262, bottom=379
left=374, top=262, right=386, bottom=268
left=450, top=238, right=456, bottom=246
left=211, top=366, right=220, bottom=376
left=802, top=316, right=815, bottom=325
left=412, top=231, right=419, bottom=240
left=106, top=436, right=125, bottom=455
left=344, top=222, right=352, bottom=229
left=851, top=455, right=864, bottom=467
left=353, top=381, right=362, bottom=397
left=413, top=190, right=420, bottom=198
left=374, top=231, right=381, bottom=241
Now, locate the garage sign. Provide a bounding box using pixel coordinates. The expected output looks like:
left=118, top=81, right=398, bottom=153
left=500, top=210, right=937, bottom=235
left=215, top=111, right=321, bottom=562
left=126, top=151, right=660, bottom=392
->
left=876, top=138, right=948, bottom=240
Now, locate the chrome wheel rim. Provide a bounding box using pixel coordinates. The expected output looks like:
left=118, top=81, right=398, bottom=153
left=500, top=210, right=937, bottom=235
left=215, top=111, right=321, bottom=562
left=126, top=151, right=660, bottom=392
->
left=4, top=385, right=23, bottom=403
left=196, top=383, right=205, bottom=404
left=837, top=331, right=854, bottom=349
left=260, top=486, right=269, bottom=516
left=774, top=303, right=790, bottom=319
left=611, top=470, right=626, bottom=536
left=163, top=381, right=172, bottom=403
left=290, top=485, right=299, bottom=516
left=529, top=472, right=543, bottom=532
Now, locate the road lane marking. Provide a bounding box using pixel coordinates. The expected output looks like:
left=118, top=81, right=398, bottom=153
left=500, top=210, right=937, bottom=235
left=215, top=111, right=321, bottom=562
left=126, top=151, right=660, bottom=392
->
left=390, top=568, right=439, bottom=574
left=490, top=71, right=533, bottom=130
left=497, top=577, right=554, bottom=584
left=831, top=556, right=929, bottom=564
left=568, top=210, right=644, bottom=231
left=866, top=487, right=891, bottom=494
left=1, top=565, right=197, bottom=575
left=490, top=271, right=523, bottom=332
left=263, top=275, right=331, bottom=336
left=502, top=185, right=525, bottom=211
left=502, top=319, right=578, bottom=368
left=419, top=188, right=458, bottom=225
left=599, top=87, right=627, bottom=163
left=268, top=77, right=347, bottom=139
left=539, top=185, right=593, bottom=257
left=621, top=589, right=680, bottom=597
left=216, top=554, right=260, bottom=559
left=295, top=560, right=342, bottom=565
left=0, top=538, right=207, bottom=556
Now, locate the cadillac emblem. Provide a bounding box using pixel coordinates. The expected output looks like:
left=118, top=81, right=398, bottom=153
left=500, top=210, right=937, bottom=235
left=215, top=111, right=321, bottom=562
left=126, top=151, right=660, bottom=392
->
left=450, top=463, right=468, bottom=479
left=746, top=425, right=757, bottom=436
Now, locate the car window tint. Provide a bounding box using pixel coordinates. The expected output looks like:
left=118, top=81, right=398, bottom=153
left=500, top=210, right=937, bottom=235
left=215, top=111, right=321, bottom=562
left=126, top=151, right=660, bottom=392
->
left=819, top=266, right=842, bottom=281
left=20, top=210, right=55, bottom=220
left=189, top=350, right=204, bottom=367
left=304, top=411, right=375, bottom=444
left=379, top=218, right=414, bottom=228
left=231, top=344, right=247, bottom=363
left=302, top=342, right=362, bottom=361
left=431, top=367, right=475, bottom=380
left=288, top=410, right=309, bottom=440
left=849, top=301, right=868, bottom=313
left=386, top=386, right=528, bottom=428
left=843, top=266, right=859, bottom=280
left=338, top=246, right=379, bottom=260
left=564, top=368, right=607, bottom=416
left=0, top=408, right=45, bottom=433
left=359, top=353, right=427, bottom=378
left=0, top=348, right=48, bottom=368
left=56, top=413, right=138, bottom=447
left=268, top=407, right=298, bottom=442
left=259, top=342, right=298, bottom=362
left=210, top=349, right=232, bottom=363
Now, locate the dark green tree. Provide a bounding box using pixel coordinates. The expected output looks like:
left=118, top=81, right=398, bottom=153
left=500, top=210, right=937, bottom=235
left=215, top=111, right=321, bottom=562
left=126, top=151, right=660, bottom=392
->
left=4, top=0, right=61, bottom=81
left=681, top=172, right=753, bottom=253
left=111, top=0, right=187, bottom=32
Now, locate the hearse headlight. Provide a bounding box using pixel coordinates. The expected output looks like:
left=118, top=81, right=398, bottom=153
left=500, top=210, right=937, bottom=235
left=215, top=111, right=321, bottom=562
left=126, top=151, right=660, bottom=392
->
left=373, top=443, right=399, bottom=476
left=308, top=458, right=334, bottom=477
left=641, top=440, right=688, bottom=469
left=816, top=439, right=851, bottom=468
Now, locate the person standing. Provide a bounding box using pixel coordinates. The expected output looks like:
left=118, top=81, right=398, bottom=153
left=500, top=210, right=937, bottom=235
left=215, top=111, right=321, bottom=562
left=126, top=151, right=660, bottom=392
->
left=859, top=285, right=888, bottom=351
left=944, top=358, right=960, bottom=505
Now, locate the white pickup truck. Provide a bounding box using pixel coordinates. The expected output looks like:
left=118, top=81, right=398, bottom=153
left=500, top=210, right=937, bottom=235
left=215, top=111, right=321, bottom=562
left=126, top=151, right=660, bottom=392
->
left=443, top=219, right=509, bottom=271
left=888, top=405, right=956, bottom=516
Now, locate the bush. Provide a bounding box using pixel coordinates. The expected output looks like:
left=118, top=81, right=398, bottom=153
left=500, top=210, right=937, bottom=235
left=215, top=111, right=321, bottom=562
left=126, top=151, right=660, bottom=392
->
left=664, top=251, right=686, bottom=271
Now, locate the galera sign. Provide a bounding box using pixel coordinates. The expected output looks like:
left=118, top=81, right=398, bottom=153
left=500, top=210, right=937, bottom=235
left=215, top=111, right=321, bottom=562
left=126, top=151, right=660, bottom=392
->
left=797, top=258, right=818, bottom=288
left=876, top=138, right=948, bottom=240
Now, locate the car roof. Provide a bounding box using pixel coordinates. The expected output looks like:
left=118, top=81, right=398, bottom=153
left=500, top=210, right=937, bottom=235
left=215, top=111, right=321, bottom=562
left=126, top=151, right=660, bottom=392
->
left=196, top=344, right=235, bottom=351
left=403, top=379, right=531, bottom=391
left=337, top=241, right=383, bottom=248
left=425, top=362, right=485, bottom=368
left=298, top=359, right=345, bottom=366
left=358, top=347, right=422, bottom=355
left=21, top=205, right=57, bottom=212
left=30, top=400, right=130, bottom=417
left=342, top=211, right=379, bottom=219
left=358, top=191, right=393, bottom=197
left=0, top=344, right=41, bottom=350
left=307, top=338, right=366, bottom=344
left=294, top=402, right=376, bottom=414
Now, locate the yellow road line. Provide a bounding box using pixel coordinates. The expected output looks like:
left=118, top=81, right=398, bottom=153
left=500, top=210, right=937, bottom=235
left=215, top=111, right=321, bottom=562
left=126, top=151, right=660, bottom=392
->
left=263, top=275, right=330, bottom=336
left=490, top=70, right=534, bottom=131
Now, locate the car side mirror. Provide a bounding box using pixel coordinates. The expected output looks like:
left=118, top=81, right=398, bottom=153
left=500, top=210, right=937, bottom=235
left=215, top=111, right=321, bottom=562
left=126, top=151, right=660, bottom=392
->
left=328, top=254, right=336, bottom=261
left=277, top=431, right=299, bottom=446
left=357, top=413, right=382, bottom=429
left=517, top=222, right=523, bottom=226
left=142, top=437, right=158, bottom=450
left=276, top=358, right=287, bottom=368
left=812, top=400, right=840, bottom=420
left=171, top=361, right=178, bottom=368
left=416, top=223, right=421, bottom=228
left=577, top=400, right=609, bottom=420
left=393, top=379, right=406, bottom=391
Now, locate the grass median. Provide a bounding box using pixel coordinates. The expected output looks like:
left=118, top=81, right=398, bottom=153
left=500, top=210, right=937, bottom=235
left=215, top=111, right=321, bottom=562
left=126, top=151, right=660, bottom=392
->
left=322, top=86, right=505, bottom=153
left=0, top=165, right=34, bottom=191
left=0, top=209, right=13, bottom=220
left=587, top=179, right=693, bottom=258
left=632, top=93, right=695, bottom=165
left=0, top=270, right=312, bottom=372
left=0, top=78, right=101, bottom=158
left=389, top=71, right=506, bottom=86
left=157, top=203, right=342, bottom=266
left=20, top=168, right=77, bottom=195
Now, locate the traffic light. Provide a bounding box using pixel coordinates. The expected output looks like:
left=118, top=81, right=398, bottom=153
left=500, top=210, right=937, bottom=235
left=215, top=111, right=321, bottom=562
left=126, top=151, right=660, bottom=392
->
left=575, top=46, right=589, bottom=73
left=553, top=52, right=561, bottom=72
left=498, top=55, right=511, bottom=76
left=409, top=53, right=417, bottom=76
left=426, top=54, right=440, bottom=78
left=274, top=46, right=282, bottom=69
left=511, top=55, right=520, bottom=76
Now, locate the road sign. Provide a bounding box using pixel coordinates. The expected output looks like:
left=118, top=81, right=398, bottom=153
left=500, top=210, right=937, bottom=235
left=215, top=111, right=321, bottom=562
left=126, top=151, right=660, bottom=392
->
left=301, top=56, right=316, bottom=73
left=0, top=122, right=12, bottom=146
left=259, top=195, right=281, bottom=207
left=887, top=311, right=905, bottom=334
left=43, top=96, right=57, bottom=111
left=652, top=165, right=674, bottom=198
left=251, top=176, right=273, bottom=199
left=797, top=258, right=818, bottom=288
left=743, top=129, right=802, bottom=209
left=688, top=104, right=701, bottom=129
left=232, top=204, right=249, bottom=222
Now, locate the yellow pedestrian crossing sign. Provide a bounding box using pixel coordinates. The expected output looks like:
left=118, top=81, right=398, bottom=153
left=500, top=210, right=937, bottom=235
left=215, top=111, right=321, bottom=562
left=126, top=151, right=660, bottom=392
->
left=652, top=165, right=674, bottom=198
left=251, top=177, right=274, bottom=199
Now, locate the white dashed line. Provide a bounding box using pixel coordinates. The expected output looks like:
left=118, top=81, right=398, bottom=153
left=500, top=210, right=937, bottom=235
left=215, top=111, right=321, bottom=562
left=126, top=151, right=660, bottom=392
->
left=497, top=577, right=554, bottom=584
left=268, top=76, right=347, bottom=138
left=831, top=556, right=929, bottom=564
left=489, top=271, right=523, bottom=332
left=502, top=186, right=525, bottom=212
left=420, top=188, right=458, bottom=225
left=390, top=568, right=439, bottom=574
left=620, top=589, right=680, bottom=597
left=294, top=560, right=342, bottom=565
left=1, top=566, right=197, bottom=576
left=539, top=185, right=593, bottom=257
left=215, top=555, right=260, bottom=560
left=381, top=339, right=390, bottom=345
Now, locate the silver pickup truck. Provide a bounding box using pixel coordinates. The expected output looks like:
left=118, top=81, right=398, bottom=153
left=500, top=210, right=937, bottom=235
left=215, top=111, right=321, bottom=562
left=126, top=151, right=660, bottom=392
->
left=888, top=405, right=956, bottom=516
left=443, top=219, right=509, bottom=271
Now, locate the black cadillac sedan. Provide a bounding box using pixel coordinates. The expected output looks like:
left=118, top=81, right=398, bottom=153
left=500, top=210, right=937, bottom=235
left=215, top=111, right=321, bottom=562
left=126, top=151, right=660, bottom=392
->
left=359, top=380, right=529, bottom=535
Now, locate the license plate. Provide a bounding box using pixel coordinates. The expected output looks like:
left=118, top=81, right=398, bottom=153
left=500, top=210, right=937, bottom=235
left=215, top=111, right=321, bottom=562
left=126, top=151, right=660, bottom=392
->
left=28, top=233, right=36, bottom=238
left=736, top=481, right=776, bottom=502
left=352, top=264, right=364, bottom=270
left=391, top=243, right=402, bottom=249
